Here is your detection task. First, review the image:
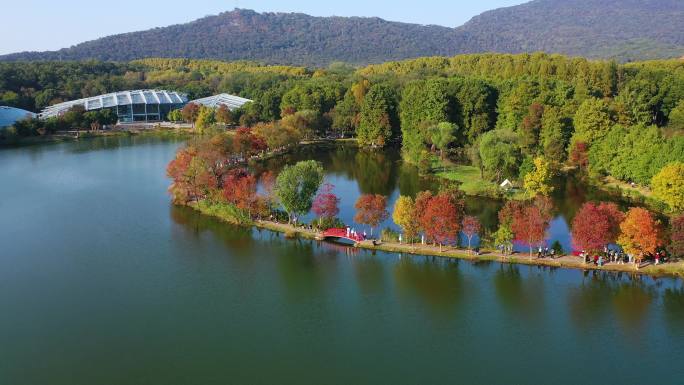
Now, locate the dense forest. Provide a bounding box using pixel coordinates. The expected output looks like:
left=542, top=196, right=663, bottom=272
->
left=1, top=53, right=684, bottom=212
left=2, top=1, right=683, bottom=65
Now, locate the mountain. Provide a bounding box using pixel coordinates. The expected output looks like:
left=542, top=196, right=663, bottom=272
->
left=1, top=0, right=683, bottom=65
left=455, top=0, right=684, bottom=62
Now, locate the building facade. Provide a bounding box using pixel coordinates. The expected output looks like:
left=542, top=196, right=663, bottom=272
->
left=39, top=90, right=187, bottom=123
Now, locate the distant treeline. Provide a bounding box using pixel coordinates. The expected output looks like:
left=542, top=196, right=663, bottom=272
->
left=1, top=53, right=683, bottom=201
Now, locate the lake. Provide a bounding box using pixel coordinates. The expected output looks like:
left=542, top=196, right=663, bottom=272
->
left=0, top=137, right=682, bottom=384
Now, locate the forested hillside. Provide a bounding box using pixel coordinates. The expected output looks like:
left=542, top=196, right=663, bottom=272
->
left=2, top=0, right=683, bottom=65
left=2, top=53, right=683, bottom=208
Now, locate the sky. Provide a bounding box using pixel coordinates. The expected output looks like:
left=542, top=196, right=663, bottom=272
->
left=1, top=0, right=525, bottom=55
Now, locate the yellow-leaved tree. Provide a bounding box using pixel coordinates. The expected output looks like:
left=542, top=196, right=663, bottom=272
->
left=651, top=162, right=684, bottom=213
left=392, top=195, right=419, bottom=243
left=524, top=157, right=555, bottom=197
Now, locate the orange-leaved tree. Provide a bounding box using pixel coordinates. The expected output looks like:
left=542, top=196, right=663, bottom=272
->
left=618, top=207, right=664, bottom=265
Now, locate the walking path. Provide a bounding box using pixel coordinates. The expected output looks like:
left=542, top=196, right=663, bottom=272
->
left=253, top=220, right=684, bottom=278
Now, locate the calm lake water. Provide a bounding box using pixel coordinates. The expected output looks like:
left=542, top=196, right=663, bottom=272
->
left=1, top=137, right=682, bottom=385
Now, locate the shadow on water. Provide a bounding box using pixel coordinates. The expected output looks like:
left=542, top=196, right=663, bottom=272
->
left=169, top=204, right=257, bottom=259
left=274, top=239, right=340, bottom=301
left=493, top=265, right=544, bottom=319
left=352, top=253, right=387, bottom=295
left=663, top=287, right=684, bottom=332
left=393, top=256, right=465, bottom=317
left=568, top=271, right=656, bottom=337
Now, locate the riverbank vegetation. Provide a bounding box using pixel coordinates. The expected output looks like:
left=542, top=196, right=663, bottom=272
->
left=167, top=131, right=684, bottom=277
left=3, top=54, right=682, bottom=207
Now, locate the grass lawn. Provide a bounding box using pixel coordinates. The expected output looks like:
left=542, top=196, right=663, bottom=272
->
left=434, top=162, right=500, bottom=197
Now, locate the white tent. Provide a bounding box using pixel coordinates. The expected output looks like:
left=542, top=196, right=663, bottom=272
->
left=500, top=179, right=513, bottom=189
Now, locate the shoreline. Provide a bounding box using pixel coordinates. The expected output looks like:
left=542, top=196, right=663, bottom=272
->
left=189, top=202, right=684, bottom=279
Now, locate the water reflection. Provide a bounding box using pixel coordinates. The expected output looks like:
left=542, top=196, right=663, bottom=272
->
left=493, top=265, right=544, bottom=319
left=568, top=272, right=656, bottom=336
left=663, top=287, right=684, bottom=332
left=170, top=204, right=257, bottom=257
left=351, top=254, right=386, bottom=295
left=393, top=256, right=465, bottom=316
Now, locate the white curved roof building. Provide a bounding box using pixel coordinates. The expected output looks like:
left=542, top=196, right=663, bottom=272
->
left=190, top=93, right=252, bottom=110
left=39, top=89, right=188, bottom=122
left=0, top=106, right=36, bottom=128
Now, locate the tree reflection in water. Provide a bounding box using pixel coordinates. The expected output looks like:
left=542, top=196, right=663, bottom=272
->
left=393, top=256, right=465, bottom=317
left=568, top=271, right=655, bottom=337
left=493, top=265, right=544, bottom=320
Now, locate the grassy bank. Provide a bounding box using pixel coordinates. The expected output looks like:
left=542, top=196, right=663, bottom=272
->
left=0, top=126, right=194, bottom=147
left=433, top=162, right=502, bottom=197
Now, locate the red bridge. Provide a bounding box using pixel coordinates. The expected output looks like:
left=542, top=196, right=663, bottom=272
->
left=321, top=228, right=365, bottom=243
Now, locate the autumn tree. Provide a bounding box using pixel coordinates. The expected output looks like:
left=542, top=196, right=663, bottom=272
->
left=166, top=147, right=195, bottom=204
left=520, top=102, right=544, bottom=155
left=275, top=160, right=324, bottom=223
left=233, top=127, right=267, bottom=156
left=420, top=193, right=461, bottom=251
left=571, top=202, right=624, bottom=254
left=223, top=169, right=257, bottom=215
left=462, top=215, right=481, bottom=253
left=568, top=141, right=589, bottom=172
left=195, top=106, right=216, bottom=133
left=617, top=207, right=665, bottom=265
left=523, top=157, right=555, bottom=197
left=392, top=195, right=420, bottom=242
left=669, top=214, right=684, bottom=258
left=651, top=162, right=684, bottom=213
left=181, top=103, right=200, bottom=126
left=354, top=194, right=389, bottom=236
left=216, top=104, right=234, bottom=125
left=511, top=199, right=552, bottom=258
left=260, top=170, right=277, bottom=212
left=311, top=183, right=340, bottom=226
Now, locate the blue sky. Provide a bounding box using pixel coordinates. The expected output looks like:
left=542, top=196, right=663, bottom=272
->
left=2, top=0, right=525, bottom=55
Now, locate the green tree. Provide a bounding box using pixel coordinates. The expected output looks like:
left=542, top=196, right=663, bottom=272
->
left=275, top=160, right=325, bottom=223
left=399, top=79, right=451, bottom=162
left=651, top=162, right=684, bottom=212
left=168, top=109, right=183, bottom=122
left=668, top=100, right=684, bottom=130
left=357, top=84, right=398, bottom=147
left=330, top=90, right=359, bottom=137
left=539, top=106, right=569, bottom=161
left=430, top=122, right=458, bottom=160
left=573, top=97, right=612, bottom=144
left=478, top=130, right=521, bottom=182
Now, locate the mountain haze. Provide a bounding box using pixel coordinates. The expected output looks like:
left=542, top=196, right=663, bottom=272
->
left=2, top=0, right=682, bottom=65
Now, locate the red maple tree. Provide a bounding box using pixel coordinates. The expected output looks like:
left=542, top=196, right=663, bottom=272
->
left=511, top=201, right=552, bottom=258
left=223, top=168, right=257, bottom=213
left=354, top=194, right=389, bottom=237
left=462, top=215, right=481, bottom=252
left=569, top=141, right=589, bottom=172
left=312, top=183, right=340, bottom=224
left=571, top=202, right=624, bottom=253
left=670, top=214, right=684, bottom=258
left=233, top=127, right=267, bottom=156
left=420, top=193, right=461, bottom=251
